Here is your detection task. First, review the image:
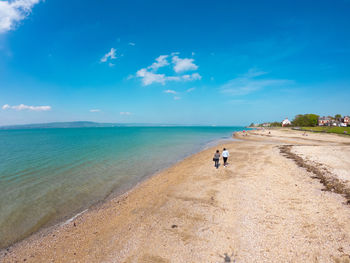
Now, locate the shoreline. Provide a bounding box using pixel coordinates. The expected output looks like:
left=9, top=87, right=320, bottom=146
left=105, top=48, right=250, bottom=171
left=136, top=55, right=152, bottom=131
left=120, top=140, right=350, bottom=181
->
left=0, top=135, right=237, bottom=251
left=1, top=139, right=238, bottom=261
left=2, top=128, right=350, bottom=262
left=63, top=137, right=236, bottom=226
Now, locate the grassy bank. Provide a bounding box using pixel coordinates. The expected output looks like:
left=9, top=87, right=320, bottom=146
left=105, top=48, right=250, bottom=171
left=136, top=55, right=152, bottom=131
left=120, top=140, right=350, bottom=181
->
left=299, top=126, right=350, bottom=135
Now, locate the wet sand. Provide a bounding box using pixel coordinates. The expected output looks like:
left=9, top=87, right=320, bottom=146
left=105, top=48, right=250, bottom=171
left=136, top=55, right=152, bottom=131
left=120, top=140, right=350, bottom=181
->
left=2, top=128, right=350, bottom=262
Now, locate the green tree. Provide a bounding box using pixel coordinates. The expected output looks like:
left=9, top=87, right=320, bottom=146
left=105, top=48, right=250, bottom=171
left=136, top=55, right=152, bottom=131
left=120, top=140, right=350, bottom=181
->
left=305, top=114, right=319, bottom=127
left=292, top=114, right=319, bottom=127
left=270, top=122, right=282, bottom=127
left=335, top=114, right=342, bottom=121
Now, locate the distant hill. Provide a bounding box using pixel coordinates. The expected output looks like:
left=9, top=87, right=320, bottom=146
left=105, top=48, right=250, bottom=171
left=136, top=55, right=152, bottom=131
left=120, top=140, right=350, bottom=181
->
left=0, top=121, right=194, bottom=130
left=0, top=121, right=118, bottom=130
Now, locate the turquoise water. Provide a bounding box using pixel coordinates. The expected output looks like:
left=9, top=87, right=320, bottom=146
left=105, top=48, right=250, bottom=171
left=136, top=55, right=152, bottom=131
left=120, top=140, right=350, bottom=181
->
left=0, top=126, right=243, bottom=248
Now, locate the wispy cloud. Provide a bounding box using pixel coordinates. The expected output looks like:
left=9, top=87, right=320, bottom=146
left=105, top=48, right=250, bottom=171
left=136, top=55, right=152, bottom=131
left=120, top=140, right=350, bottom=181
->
left=221, top=69, right=292, bottom=96
left=164, top=90, right=179, bottom=100
left=180, top=73, right=201, bottom=81
left=120, top=111, right=132, bottom=115
left=100, top=48, right=117, bottom=63
left=186, top=87, right=195, bottom=93
left=228, top=99, right=249, bottom=105
left=90, top=109, right=101, bottom=112
left=164, top=89, right=177, bottom=94
left=0, top=0, right=41, bottom=33
left=242, top=37, right=306, bottom=64
left=135, top=53, right=201, bottom=86
left=2, top=104, right=51, bottom=111
left=128, top=42, right=136, bottom=46
left=243, top=68, right=267, bottom=78
left=136, top=69, right=201, bottom=86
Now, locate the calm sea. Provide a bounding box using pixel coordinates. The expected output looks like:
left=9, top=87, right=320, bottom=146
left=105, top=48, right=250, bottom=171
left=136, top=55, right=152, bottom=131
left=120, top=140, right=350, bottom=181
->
left=0, top=126, right=244, bottom=248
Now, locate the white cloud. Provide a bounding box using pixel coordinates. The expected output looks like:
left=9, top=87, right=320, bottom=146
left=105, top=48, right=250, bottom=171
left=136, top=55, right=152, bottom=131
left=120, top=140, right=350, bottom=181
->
left=136, top=68, right=166, bottom=85
left=164, top=89, right=177, bottom=94
left=108, top=62, right=115, bottom=67
left=174, top=96, right=181, bottom=100
left=148, top=55, right=169, bottom=71
left=2, top=104, right=51, bottom=111
left=136, top=70, right=202, bottom=86
left=120, top=112, right=132, bottom=115
left=90, top=109, right=101, bottom=112
left=128, top=42, right=135, bottom=46
left=172, top=55, right=198, bottom=73
left=186, top=87, right=195, bottom=93
left=0, top=0, right=41, bottom=33
left=135, top=53, right=201, bottom=86
left=101, top=48, right=116, bottom=63
left=181, top=73, right=201, bottom=81
left=221, top=69, right=292, bottom=96
left=2, top=104, right=10, bottom=110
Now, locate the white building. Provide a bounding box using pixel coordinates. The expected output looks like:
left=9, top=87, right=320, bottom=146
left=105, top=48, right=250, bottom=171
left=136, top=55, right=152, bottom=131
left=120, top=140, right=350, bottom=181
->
left=282, top=118, right=291, bottom=127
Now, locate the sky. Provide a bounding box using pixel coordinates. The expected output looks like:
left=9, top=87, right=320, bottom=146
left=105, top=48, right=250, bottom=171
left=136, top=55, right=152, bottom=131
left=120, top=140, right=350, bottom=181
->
left=0, top=0, right=349, bottom=126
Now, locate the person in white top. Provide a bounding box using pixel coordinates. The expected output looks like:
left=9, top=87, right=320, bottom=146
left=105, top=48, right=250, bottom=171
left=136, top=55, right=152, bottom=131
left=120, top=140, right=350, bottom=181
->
left=222, top=148, right=229, bottom=167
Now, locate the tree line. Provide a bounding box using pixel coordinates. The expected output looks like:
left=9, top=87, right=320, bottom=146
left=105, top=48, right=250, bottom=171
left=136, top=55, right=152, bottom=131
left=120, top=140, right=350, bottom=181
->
left=291, top=114, right=319, bottom=127
left=251, top=114, right=345, bottom=127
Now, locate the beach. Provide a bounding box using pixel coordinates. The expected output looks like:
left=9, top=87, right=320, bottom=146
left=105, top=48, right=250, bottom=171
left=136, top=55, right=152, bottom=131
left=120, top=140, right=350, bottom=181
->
left=1, top=128, right=350, bottom=262
left=0, top=127, right=239, bottom=249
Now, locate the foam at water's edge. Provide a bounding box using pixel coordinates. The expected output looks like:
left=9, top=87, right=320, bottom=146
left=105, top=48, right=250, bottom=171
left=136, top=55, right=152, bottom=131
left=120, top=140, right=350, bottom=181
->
left=62, top=209, right=88, bottom=226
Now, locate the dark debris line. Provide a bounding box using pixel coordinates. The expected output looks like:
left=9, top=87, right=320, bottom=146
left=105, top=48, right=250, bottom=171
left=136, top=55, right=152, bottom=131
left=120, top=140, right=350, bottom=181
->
left=279, top=145, right=350, bottom=205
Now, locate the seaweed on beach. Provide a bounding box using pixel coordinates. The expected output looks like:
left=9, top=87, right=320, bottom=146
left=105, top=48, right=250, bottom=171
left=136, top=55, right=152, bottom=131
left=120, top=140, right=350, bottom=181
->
left=279, top=145, right=350, bottom=205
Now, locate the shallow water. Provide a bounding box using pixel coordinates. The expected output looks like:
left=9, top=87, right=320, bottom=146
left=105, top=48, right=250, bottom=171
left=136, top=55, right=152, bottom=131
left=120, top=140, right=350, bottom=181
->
left=0, top=126, right=244, bottom=248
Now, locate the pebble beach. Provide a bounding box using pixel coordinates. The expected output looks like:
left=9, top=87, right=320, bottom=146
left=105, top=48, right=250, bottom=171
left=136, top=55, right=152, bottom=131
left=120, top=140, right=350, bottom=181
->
left=2, top=128, right=350, bottom=262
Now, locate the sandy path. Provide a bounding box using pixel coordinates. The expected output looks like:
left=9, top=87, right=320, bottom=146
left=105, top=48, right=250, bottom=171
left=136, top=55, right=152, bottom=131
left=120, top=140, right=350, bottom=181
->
left=1, top=129, right=350, bottom=262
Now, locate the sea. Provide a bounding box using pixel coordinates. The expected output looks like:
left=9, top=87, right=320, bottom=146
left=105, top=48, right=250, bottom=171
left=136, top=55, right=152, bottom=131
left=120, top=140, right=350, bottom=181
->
left=0, top=126, right=244, bottom=248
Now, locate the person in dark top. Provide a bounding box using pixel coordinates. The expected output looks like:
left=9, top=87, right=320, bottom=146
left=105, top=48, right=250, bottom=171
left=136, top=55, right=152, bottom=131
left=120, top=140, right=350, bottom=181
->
left=213, top=150, right=220, bottom=169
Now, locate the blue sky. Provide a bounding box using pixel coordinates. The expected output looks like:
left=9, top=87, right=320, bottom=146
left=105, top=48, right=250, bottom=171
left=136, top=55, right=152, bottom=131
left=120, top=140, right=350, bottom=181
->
left=0, top=0, right=349, bottom=126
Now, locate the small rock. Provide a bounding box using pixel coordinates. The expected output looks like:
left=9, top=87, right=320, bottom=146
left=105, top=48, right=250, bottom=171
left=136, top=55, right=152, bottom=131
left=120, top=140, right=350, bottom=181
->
left=171, top=224, right=178, bottom=228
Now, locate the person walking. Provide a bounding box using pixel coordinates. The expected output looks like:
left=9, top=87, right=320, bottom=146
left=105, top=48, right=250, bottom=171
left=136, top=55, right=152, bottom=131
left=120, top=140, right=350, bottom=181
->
left=213, top=150, right=220, bottom=169
left=222, top=148, right=229, bottom=167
